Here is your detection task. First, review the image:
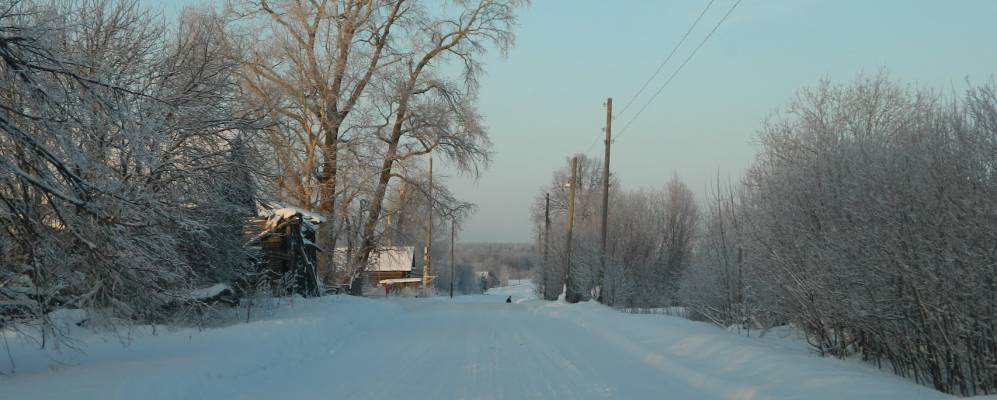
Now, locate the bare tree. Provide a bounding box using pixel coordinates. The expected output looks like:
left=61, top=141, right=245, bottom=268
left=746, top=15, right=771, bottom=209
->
left=679, top=176, right=750, bottom=328
left=529, top=154, right=606, bottom=300
left=349, top=0, right=523, bottom=294
left=229, top=0, right=405, bottom=287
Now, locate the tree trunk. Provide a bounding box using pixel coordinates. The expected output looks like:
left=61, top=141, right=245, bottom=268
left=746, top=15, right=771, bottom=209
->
left=317, top=131, right=339, bottom=289
left=351, top=91, right=412, bottom=295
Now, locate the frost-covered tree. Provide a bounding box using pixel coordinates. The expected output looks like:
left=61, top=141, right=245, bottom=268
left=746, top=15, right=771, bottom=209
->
left=678, top=178, right=760, bottom=328
left=529, top=155, right=605, bottom=301
left=530, top=156, right=698, bottom=308
left=0, top=0, right=264, bottom=340
left=682, top=74, right=997, bottom=395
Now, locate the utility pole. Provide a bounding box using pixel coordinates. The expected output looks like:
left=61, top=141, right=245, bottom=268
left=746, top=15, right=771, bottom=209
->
left=544, top=193, right=550, bottom=264
left=450, top=218, right=456, bottom=299
left=598, top=97, right=612, bottom=302
left=564, top=156, right=578, bottom=303
left=422, top=156, right=433, bottom=289
left=542, top=193, right=552, bottom=300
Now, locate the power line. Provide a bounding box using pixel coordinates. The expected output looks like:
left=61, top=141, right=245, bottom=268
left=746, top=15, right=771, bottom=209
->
left=614, top=0, right=717, bottom=121
left=582, top=127, right=603, bottom=155
left=615, top=0, right=743, bottom=142
left=580, top=0, right=716, bottom=156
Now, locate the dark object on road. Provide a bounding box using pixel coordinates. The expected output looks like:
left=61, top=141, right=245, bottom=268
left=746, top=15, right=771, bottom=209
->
left=506, top=296, right=512, bottom=303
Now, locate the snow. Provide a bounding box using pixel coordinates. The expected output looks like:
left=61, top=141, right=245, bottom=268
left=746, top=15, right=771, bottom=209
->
left=0, top=281, right=968, bottom=399
left=264, top=206, right=326, bottom=225
left=45, top=309, right=90, bottom=332
left=367, top=246, right=416, bottom=272
left=379, top=277, right=422, bottom=285
left=188, top=283, right=232, bottom=300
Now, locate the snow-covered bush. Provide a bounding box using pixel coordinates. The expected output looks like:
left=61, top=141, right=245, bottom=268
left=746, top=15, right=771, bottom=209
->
left=683, top=74, right=997, bottom=396
left=0, top=1, right=263, bottom=341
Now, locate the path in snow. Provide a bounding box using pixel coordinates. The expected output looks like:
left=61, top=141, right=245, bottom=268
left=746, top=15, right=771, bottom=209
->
left=1, top=282, right=951, bottom=400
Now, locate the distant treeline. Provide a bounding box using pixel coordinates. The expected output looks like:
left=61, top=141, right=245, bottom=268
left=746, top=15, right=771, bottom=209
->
left=458, top=242, right=535, bottom=284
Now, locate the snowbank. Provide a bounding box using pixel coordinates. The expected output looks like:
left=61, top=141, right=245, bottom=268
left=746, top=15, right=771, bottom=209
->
left=0, top=296, right=403, bottom=399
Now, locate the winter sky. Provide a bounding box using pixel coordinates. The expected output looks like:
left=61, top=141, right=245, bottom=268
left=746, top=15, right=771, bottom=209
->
left=148, top=0, right=997, bottom=243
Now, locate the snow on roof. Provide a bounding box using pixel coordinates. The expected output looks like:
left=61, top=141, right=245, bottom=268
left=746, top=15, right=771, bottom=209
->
left=257, top=201, right=326, bottom=225
left=378, top=278, right=421, bottom=285
left=369, top=246, right=415, bottom=272
left=335, top=246, right=415, bottom=272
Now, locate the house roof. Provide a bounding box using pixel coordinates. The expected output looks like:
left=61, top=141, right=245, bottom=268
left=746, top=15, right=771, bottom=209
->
left=368, top=246, right=415, bottom=272
left=264, top=207, right=326, bottom=225
left=379, top=278, right=422, bottom=285
left=334, top=246, right=415, bottom=272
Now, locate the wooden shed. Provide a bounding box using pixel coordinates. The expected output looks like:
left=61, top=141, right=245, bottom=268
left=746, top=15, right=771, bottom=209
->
left=246, top=207, right=323, bottom=296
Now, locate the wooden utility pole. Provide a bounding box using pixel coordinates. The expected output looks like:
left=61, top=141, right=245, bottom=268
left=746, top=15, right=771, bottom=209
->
left=450, top=218, right=456, bottom=299
left=542, top=193, right=553, bottom=300
left=422, top=156, right=433, bottom=288
left=543, top=193, right=550, bottom=264
left=598, top=97, right=612, bottom=301
left=564, top=156, right=579, bottom=303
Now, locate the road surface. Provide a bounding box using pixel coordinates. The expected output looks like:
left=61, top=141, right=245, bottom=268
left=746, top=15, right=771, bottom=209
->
left=1, top=283, right=949, bottom=400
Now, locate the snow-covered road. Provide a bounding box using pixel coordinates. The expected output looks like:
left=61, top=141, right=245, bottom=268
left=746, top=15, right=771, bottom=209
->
left=1, top=282, right=952, bottom=399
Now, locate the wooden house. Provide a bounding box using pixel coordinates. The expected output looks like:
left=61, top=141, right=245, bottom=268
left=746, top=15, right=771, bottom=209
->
left=366, top=246, right=416, bottom=286
left=331, top=246, right=419, bottom=291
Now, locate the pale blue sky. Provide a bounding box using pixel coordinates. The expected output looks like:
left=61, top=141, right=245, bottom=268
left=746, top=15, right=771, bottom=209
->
left=148, top=0, right=997, bottom=243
